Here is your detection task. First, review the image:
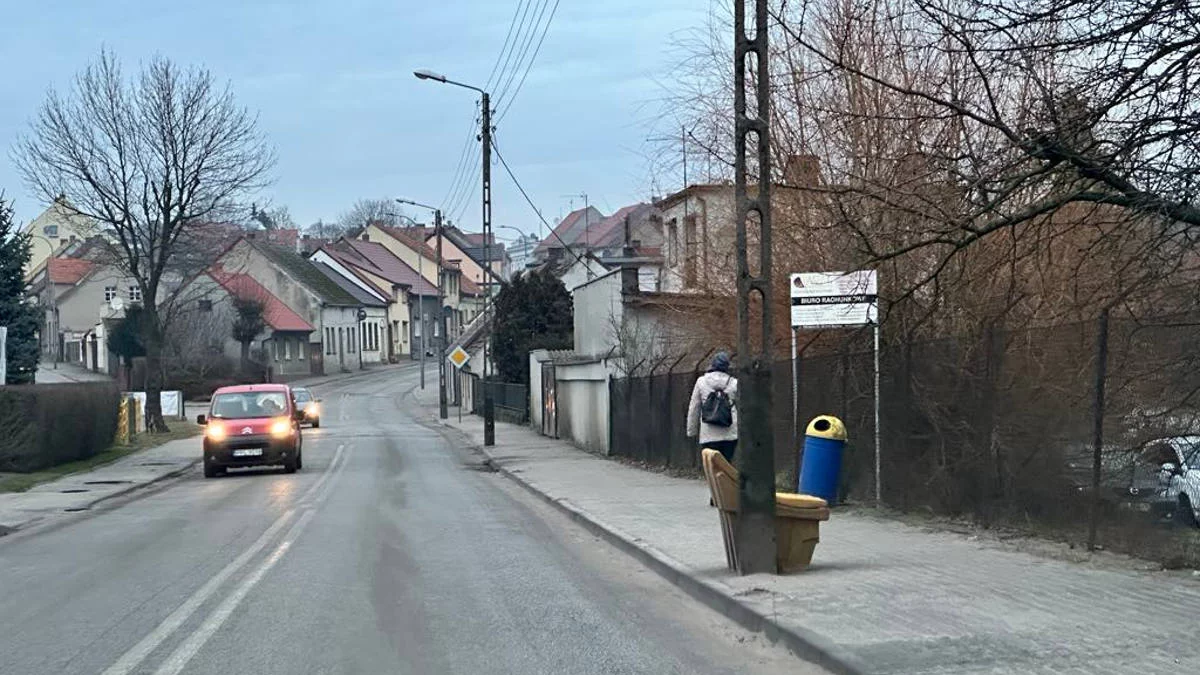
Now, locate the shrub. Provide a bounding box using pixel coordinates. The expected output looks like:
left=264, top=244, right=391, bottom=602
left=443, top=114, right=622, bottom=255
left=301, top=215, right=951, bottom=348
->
left=0, top=382, right=121, bottom=472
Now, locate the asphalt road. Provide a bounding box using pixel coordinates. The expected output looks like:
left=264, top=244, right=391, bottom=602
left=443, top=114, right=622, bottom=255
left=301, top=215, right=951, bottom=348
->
left=0, top=365, right=825, bottom=675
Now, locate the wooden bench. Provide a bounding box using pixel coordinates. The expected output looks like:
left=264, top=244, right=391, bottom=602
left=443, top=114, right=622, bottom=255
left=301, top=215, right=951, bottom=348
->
left=701, top=448, right=831, bottom=573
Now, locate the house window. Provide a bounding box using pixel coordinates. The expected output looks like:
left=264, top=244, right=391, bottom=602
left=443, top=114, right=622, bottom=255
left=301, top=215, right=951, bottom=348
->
left=199, top=299, right=213, bottom=312
left=392, top=320, right=400, bottom=345
left=361, top=323, right=367, bottom=350
left=271, top=340, right=279, bottom=361
left=284, top=339, right=292, bottom=361
left=325, top=328, right=334, bottom=355
left=104, top=286, right=118, bottom=303
left=128, top=285, right=142, bottom=303
left=349, top=327, right=356, bottom=353
left=43, top=225, right=59, bottom=237
left=402, top=321, right=408, bottom=342
left=413, top=316, right=421, bottom=338
left=298, top=340, right=306, bottom=360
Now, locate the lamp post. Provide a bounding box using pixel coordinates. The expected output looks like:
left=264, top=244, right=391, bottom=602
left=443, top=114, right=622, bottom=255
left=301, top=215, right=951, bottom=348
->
left=414, top=68, right=494, bottom=445
left=397, top=198, right=448, bottom=420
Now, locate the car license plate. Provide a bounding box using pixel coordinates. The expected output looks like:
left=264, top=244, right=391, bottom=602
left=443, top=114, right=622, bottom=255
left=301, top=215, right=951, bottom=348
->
left=232, top=448, right=263, bottom=458
left=1136, top=502, right=1151, bottom=512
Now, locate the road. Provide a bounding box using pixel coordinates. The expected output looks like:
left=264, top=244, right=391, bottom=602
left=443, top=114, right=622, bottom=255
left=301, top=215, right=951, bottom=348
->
left=0, top=364, right=825, bottom=675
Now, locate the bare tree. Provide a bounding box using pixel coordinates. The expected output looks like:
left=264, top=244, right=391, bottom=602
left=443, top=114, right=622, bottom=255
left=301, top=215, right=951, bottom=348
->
left=337, top=198, right=406, bottom=233
left=231, top=295, right=266, bottom=375
left=250, top=204, right=295, bottom=231
left=15, top=50, right=274, bottom=431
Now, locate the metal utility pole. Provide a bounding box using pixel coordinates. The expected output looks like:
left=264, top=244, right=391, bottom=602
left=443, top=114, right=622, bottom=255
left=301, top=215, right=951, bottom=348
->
left=733, top=0, right=777, bottom=574
left=396, top=197, right=449, bottom=420
left=436, top=209, right=448, bottom=420
left=413, top=68, right=494, bottom=445
left=481, top=91, right=496, bottom=446
left=418, top=252, right=425, bottom=389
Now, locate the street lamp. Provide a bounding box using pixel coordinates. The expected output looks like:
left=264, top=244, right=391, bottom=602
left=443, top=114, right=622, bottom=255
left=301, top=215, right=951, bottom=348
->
left=397, top=197, right=448, bottom=421
left=414, top=68, right=495, bottom=446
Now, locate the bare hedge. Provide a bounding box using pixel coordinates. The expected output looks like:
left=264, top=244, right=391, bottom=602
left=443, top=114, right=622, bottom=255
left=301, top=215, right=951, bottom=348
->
left=0, top=382, right=121, bottom=472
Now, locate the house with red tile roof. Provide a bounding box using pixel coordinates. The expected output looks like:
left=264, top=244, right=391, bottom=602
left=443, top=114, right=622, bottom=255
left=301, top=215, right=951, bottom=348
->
left=185, top=268, right=317, bottom=380
left=212, top=235, right=369, bottom=375
left=24, top=244, right=140, bottom=370
left=309, top=237, right=441, bottom=361
left=360, top=222, right=486, bottom=338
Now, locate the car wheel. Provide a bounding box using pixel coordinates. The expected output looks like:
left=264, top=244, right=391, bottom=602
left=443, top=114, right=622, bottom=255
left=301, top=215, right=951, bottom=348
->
left=296, top=449, right=303, bottom=471
left=1180, top=494, right=1199, bottom=528
left=312, top=418, right=320, bottom=429
left=283, top=455, right=298, bottom=474
left=204, top=463, right=220, bottom=479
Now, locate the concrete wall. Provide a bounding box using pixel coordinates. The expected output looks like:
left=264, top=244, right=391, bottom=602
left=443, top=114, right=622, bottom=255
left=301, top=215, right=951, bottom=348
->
left=552, top=358, right=612, bottom=454
left=572, top=269, right=624, bottom=356
left=659, top=188, right=736, bottom=294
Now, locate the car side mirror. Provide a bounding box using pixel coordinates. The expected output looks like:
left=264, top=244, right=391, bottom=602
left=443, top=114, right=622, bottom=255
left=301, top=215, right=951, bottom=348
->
left=196, top=414, right=207, bottom=425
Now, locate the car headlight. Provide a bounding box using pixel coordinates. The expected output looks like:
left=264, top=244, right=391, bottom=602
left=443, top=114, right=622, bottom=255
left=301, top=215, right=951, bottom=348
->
left=206, top=423, right=227, bottom=441
left=269, top=418, right=293, bottom=438
left=305, top=404, right=319, bottom=417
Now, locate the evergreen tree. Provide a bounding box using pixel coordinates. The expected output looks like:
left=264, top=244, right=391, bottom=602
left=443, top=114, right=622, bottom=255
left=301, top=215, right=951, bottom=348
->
left=0, top=196, right=40, bottom=384
left=491, top=269, right=572, bottom=386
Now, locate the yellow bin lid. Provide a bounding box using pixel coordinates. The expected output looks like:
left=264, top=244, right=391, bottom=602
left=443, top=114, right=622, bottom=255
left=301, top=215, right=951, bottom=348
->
left=805, top=415, right=847, bottom=441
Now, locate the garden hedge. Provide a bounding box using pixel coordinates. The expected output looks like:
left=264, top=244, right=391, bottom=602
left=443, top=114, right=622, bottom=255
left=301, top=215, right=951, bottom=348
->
left=0, top=382, right=121, bottom=472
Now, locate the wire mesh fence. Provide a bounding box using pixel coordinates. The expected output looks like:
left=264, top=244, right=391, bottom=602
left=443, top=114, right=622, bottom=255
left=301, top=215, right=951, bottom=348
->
left=610, top=316, right=1200, bottom=567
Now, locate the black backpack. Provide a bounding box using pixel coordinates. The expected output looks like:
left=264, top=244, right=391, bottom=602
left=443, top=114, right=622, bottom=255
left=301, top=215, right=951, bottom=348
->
left=700, top=376, right=735, bottom=427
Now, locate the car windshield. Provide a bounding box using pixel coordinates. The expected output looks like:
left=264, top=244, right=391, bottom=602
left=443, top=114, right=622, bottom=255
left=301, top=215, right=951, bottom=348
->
left=210, top=392, right=288, bottom=419
left=293, top=389, right=312, bottom=403
left=1173, top=436, right=1200, bottom=467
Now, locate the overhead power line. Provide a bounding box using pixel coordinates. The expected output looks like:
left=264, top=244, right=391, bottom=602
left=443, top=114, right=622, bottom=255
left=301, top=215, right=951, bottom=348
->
left=497, top=0, right=561, bottom=122
left=491, top=137, right=589, bottom=271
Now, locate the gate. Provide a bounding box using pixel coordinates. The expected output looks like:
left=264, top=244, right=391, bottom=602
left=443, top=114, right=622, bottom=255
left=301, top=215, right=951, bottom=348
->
left=541, top=361, right=558, bottom=438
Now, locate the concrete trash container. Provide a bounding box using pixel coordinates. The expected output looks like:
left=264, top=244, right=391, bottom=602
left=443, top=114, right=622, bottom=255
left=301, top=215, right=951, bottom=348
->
left=798, top=415, right=847, bottom=503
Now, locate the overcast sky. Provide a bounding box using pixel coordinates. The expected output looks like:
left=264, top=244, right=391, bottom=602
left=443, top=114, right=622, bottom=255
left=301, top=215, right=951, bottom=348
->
left=0, top=0, right=707, bottom=239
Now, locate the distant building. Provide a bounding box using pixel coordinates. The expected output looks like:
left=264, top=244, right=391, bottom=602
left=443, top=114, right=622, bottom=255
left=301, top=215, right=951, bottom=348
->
left=22, top=197, right=95, bottom=280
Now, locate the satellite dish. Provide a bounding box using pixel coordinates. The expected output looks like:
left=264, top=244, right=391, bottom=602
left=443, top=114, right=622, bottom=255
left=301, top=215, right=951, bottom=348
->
left=110, top=296, right=125, bottom=312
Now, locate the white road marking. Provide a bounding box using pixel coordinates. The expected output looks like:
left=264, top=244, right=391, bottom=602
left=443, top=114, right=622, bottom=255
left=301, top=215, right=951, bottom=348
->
left=99, top=510, right=296, bottom=675
left=152, top=509, right=318, bottom=675
left=153, top=446, right=351, bottom=674
left=100, top=442, right=350, bottom=675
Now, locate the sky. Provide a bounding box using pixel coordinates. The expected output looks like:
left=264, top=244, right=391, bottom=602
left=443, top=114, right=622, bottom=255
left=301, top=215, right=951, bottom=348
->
left=0, top=0, right=708, bottom=240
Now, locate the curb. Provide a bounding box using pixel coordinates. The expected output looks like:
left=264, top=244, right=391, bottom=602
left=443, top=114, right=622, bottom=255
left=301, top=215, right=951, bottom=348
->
left=444, top=419, right=868, bottom=675
left=81, top=459, right=200, bottom=512
left=0, top=459, right=200, bottom=535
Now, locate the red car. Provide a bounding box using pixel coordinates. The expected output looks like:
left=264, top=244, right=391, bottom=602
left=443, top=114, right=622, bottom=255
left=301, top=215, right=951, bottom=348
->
left=197, top=384, right=304, bottom=478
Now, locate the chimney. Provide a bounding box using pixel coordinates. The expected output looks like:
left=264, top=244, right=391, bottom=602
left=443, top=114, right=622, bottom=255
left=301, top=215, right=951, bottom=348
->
left=622, top=213, right=633, bottom=258
left=621, top=265, right=639, bottom=296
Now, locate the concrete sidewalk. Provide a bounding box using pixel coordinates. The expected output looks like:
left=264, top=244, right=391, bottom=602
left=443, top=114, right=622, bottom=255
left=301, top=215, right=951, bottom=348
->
left=425, top=398, right=1200, bottom=673
left=34, top=362, right=113, bottom=384
left=0, top=436, right=200, bottom=533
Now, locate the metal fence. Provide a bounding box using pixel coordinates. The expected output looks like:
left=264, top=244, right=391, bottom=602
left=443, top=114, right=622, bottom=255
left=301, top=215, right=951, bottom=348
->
left=471, top=377, right=529, bottom=425
left=610, top=317, right=1200, bottom=567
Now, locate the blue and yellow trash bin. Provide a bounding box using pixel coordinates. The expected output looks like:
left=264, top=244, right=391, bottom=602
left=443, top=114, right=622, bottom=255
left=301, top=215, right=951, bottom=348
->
left=798, top=415, right=847, bottom=503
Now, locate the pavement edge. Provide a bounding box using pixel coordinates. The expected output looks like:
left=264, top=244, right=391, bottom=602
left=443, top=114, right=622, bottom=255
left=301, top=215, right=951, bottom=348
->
left=456, top=428, right=868, bottom=675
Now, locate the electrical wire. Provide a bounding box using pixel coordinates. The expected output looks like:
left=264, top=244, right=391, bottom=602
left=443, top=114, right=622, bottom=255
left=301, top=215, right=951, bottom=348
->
left=491, top=137, right=589, bottom=271
left=497, top=0, right=561, bottom=122
left=493, top=0, right=552, bottom=112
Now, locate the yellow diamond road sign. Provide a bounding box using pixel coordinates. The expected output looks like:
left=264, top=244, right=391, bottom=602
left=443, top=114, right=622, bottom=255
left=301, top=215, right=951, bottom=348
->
left=448, top=346, right=470, bottom=370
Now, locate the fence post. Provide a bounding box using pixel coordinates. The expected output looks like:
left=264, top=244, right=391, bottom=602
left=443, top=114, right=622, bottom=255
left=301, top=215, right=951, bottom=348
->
left=1088, top=308, right=1110, bottom=552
